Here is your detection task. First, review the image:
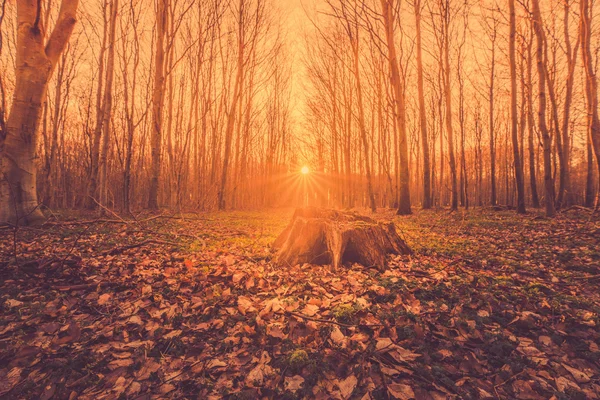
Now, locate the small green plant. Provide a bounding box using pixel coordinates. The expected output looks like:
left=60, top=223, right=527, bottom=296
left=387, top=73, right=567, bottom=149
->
left=288, top=349, right=309, bottom=368
left=332, top=303, right=361, bottom=323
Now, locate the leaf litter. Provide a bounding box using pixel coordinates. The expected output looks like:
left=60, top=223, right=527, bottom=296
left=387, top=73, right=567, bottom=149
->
left=0, top=208, right=599, bottom=399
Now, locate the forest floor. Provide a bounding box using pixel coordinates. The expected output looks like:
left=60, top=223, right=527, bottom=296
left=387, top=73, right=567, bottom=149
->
left=1, top=207, right=599, bottom=400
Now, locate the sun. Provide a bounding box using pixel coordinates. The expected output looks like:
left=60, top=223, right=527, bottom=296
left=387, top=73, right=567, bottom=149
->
left=301, top=165, right=310, bottom=175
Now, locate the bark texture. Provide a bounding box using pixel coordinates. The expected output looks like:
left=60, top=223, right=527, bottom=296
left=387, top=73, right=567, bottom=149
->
left=273, top=208, right=411, bottom=270
left=0, top=0, right=79, bottom=225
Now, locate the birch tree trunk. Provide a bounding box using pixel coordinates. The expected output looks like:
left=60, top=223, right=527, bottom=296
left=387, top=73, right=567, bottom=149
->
left=0, top=0, right=79, bottom=225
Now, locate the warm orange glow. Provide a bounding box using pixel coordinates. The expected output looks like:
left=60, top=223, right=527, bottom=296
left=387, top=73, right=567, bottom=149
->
left=301, top=166, right=310, bottom=175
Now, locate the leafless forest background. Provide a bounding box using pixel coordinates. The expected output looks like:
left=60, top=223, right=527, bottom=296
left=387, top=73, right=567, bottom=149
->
left=1, top=0, right=600, bottom=223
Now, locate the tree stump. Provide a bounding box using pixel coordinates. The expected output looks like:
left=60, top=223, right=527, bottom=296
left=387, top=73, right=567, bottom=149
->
left=272, top=208, right=411, bottom=270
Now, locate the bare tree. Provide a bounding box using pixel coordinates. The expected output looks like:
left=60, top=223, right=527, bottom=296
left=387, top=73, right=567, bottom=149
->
left=0, top=0, right=79, bottom=225
left=580, top=0, right=600, bottom=208
left=531, top=0, right=555, bottom=217
left=440, top=0, right=458, bottom=211
left=380, top=0, right=411, bottom=215
left=148, top=0, right=168, bottom=210
left=98, top=0, right=118, bottom=211
left=413, top=0, right=430, bottom=209
left=510, top=0, right=525, bottom=213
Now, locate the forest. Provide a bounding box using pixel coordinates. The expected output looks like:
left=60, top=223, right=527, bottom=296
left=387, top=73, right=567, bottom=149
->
left=0, top=0, right=600, bottom=399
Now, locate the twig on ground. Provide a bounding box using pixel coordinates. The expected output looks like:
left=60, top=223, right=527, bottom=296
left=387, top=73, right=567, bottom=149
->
left=103, top=239, right=179, bottom=256
left=493, top=369, right=525, bottom=398
left=53, top=282, right=122, bottom=291
left=407, top=258, right=465, bottom=277
left=277, top=310, right=384, bottom=328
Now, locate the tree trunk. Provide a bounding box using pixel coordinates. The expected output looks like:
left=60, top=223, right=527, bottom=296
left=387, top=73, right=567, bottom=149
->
left=557, top=2, right=578, bottom=208
left=580, top=0, right=600, bottom=208
left=218, top=0, right=245, bottom=210
left=86, top=3, right=107, bottom=210
left=99, top=0, right=118, bottom=211
left=148, top=0, right=167, bottom=210
left=509, top=0, right=526, bottom=214
left=525, top=28, right=540, bottom=208
left=0, top=0, right=79, bottom=225
left=442, top=0, right=458, bottom=211
left=414, top=0, right=431, bottom=209
left=532, top=0, right=556, bottom=217
left=351, top=36, right=377, bottom=213
left=381, top=0, right=411, bottom=215
left=489, top=31, right=497, bottom=206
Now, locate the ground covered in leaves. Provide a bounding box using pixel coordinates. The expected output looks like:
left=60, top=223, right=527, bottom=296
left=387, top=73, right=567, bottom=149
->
left=1, top=207, right=599, bottom=399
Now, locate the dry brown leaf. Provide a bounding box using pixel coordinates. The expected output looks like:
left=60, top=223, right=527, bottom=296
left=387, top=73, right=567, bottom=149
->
left=267, top=324, right=286, bottom=339
left=163, top=329, right=182, bottom=339
left=555, top=376, right=580, bottom=392
left=237, top=296, right=255, bottom=315
left=562, top=364, right=591, bottom=383
left=387, top=383, right=415, bottom=399
left=303, top=304, right=319, bottom=317
left=330, top=326, right=345, bottom=346
left=0, top=367, right=22, bottom=396
left=285, top=375, right=305, bottom=392
left=206, top=359, right=227, bottom=369
left=5, top=299, right=23, bottom=308
left=390, top=347, right=421, bottom=363
left=338, top=374, right=357, bottom=399
left=108, top=358, right=134, bottom=370
left=98, top=293, right=111, bottom=306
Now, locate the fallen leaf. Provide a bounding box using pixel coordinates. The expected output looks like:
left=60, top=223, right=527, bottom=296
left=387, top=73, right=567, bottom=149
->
left=0, top=367, right=22, bottom=395
left=562, top=364, right=591, bottom=383
left=206, top=359, right=227, bottom=369
left=330, top=326, right=345, bottom=346
left=238, top=296, right=255, bottom=315
left=375, top=337, right=394, bottom=352
left=108, top=358, right=134, bottom=370
left=338, top=374, right=357, bottom=399
left=54, top=322, right=81, bottom=345
left=267, top=324, right=286, bottom=339
left=390, top=347, right=421, bottom=363
left=388, top=383, right=415, bottom=399
left=127, top=315, right=143, bottom=325
left=555, top=376, right=580, bottom=392
left=5, top=299, right=23, bottom=308
left=285, top=375, right=305, bottom=392
left=98, top=293, right=111, bottom=306
left=303, top=304, right=319, bottom=317
left=163, top=330, right=182, bottom=339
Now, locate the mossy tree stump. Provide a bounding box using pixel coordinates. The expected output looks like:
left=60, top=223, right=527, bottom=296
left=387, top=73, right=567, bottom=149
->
left=272, top=208, right=411, bottom=270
